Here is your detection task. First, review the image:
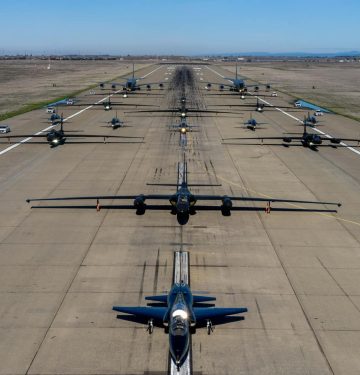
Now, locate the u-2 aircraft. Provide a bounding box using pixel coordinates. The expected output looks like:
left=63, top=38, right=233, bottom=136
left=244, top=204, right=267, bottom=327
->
left=209, top=97, right=295, bottom=113
left=113, top=282, right=248, bottom=370
left=126, top=101, right=240, bottom=119
left=223, top=120, right=360, bottom=151
left=0, top=115, right=142, bottom=147
left=60, top=94, right=154, bottom=111
left=26, top=157, right=341, bottom=224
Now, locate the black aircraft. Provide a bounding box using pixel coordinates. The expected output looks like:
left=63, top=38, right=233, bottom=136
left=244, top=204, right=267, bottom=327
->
left=169, top=118, right=199, bottom=134
left=209, top=97, right=295, bottom=113
left=26, top=158, right=341, bottom=224
left=206, top=65, right=271, bottom=93
left=223, top=121, right=360, bottom=150
left=304, top=112, right=322, bottom=126
left=57, top=92, right=155, bottom=111
left=0, top=116, right=143, bottom=147
left=242, top=114, right=267, bottom=131
left=102, top=111, right=126, bottom=129
left=49, top=111, right=61, bottom=124
left=113, top=282, right=247, bottom=370
left=126, top=102, right=240, bottom=119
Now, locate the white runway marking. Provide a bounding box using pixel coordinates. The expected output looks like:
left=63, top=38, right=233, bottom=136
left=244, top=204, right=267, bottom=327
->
left=0, top=65, right=162, bottom=157
left=206, top=65, right=360, bottom=157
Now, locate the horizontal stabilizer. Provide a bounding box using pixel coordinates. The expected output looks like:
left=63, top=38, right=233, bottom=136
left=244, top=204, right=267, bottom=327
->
left=193, top=295, right=216, bottom=303
left=144, top=295, right=168, bottom=302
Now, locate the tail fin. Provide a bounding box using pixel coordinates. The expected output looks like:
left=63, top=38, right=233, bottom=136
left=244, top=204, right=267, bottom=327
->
left=235, top=64, right=238, bottom=80
left=132, top=63, right=135, bottom=79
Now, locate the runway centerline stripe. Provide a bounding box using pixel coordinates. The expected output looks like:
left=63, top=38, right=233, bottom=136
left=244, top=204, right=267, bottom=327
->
left=205, top=65, right=360, bottom=157
left=0, top=65, right=162, bottom=157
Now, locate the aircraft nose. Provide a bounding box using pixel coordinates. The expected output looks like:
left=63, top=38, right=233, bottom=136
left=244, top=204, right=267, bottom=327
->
left=170, top=334, right=189, bottom=367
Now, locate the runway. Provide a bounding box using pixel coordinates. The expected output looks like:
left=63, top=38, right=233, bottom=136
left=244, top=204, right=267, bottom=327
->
left=1, top=63, right=360, bottom=375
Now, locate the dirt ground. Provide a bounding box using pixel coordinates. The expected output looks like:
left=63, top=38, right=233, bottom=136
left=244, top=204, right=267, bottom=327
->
left=220, top=61, right=360, bottom=121
left=0, top=60, right=150, bottom=116
left=1, top=59, right=359, bottom=123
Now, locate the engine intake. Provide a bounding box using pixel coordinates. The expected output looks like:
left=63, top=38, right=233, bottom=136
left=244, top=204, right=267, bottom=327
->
left=134, top=195, right=146, bottom=214
left=221, top=196, right=232, bottom=216
left=330, top=138, right=341, bottom=144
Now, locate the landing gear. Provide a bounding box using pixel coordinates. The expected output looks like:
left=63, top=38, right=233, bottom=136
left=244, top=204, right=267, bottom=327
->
left=147, top=319, right=154, bottom=334
left=206, top=319, right=214, bottom=335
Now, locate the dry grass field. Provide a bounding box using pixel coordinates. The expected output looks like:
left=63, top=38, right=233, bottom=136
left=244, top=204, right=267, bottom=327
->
left=221, top=61, right=360, bottom=121
left=0, top=60, right=150, bottom=118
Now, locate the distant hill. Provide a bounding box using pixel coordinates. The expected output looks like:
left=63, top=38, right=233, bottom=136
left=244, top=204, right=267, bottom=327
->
left=210, top=51, right=360, bottom=58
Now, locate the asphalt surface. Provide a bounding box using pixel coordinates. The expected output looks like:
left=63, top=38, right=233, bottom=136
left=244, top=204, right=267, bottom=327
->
left=1, top=63, right=360, bottom=375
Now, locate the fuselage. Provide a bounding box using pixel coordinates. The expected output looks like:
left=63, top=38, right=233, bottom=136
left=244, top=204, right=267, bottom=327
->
left=167, top=284, right=194, bottom=367
left=246, top=119, right=257, bottom=130
left=231, top=78, right=245, bottom=92
left=169, top=184, right=196, bottom=216
left=110, top=118, right=121, bottom=128
left=46, top=129, right=65, bottom=146
left=125, top=78, right=138, bottom=91
left=303, top=133, right=322, bottom=148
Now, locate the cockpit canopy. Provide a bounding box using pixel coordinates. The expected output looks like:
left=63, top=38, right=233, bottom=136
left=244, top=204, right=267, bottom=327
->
left=171, top=310, right=188, bottom=336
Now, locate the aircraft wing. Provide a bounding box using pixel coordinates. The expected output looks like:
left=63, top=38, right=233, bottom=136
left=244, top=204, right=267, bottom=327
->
left=193, top=295, right=216, bottom=303
left=26, top=194, right=173, bottom=203
left=222, top=136, right=303, bottom=141
left=194, top=194, right=341, bottom=206
left=321, top=137, right=360, bottom=143
left=137, top=82, right=166, bottom=87
left=193, top=307, right=247, bottom=321
left=62, top=103, right=150, bottom=107
left=209, top=104, right=296, bottom=110
left=145, top=295, right=168, bottom=303
left=112, top=306, right=167, bottom=321
left=0, top=134, right=143, bottom=139
left=0, top=134, right=52, bottom=138
left=125, top=109, right=241, bottom=115
left=206, top=82, right=234, bottom=87
left=64, top=134, right=143, bottom=139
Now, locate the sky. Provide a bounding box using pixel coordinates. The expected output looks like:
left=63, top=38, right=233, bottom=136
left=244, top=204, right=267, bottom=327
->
left=1, top=0, right=359, bottom=55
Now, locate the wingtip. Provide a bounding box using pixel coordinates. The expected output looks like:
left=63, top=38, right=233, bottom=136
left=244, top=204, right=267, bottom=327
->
left=26, top=199, right=30, bottom=203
